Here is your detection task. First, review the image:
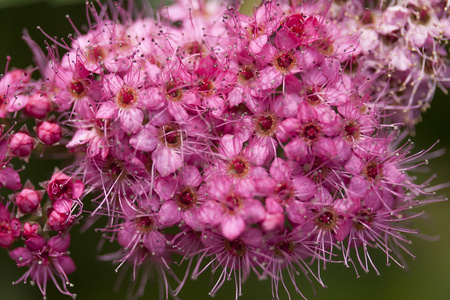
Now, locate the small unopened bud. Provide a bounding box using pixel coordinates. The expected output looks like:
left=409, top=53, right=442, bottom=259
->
left=24, top=94, right=51, bottom=119
left=23, top=222, right=40, bottom=239
left=15, top=188, right=42, bottom=214
left=9, top=132, right=36, bottom=159
left=36, top=121, right=61, bottom=145
left=46, top=208, right=71, bottom=231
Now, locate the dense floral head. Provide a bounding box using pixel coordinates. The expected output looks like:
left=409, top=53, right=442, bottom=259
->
left=0, top=0, right=447, bottom=299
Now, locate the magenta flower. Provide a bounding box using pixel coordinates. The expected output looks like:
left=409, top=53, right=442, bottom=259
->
left=13, top=181, right=44, bottom=216
left=199, top=175, right=265, bottom=241
left=96, top=72, right=145, bottom=134
left=0, top=0, right=448, bottom=299
left=9, top=234, right=76, bottom=298
left=0, top=203, right=21, bottom=248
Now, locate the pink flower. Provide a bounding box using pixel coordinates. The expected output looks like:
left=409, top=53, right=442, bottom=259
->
left=155, top=166, right=205, bottom=231
left=1, top=0, right=447, bottom=298
left=0, top=69, right=30, bottom=118
left=36, top=120, right=62, bottom=145
left=8, top=130, right=36, bottom=161
left=10, top=233, right=76, bottom=298
left=46, top=172, right=84, bottom=202
left=192, top=228, right=265, bottom=298
left=0, top=203, right=21, bottom=248
left=13, top=181, right=44, bottom=215
left=96, top=71, right=145, bottom=134
left=199, top=175, right=265, bottom=241
left=0, top=140, right=21, bottom=190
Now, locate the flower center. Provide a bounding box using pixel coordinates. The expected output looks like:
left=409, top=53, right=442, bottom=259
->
left=0, top=221, right=11, bottom=233
left=283, top=14, right=305, bottom=36
left=274, top=240, right=296, bottom=258
left=159, top=124, right=182, bottom=148
left=344, top=120, right=361, bottom=141
left=274, top=52, right=295, bottom=73
left=227, top=157, right=250, bottom=178
left=94, top=119, right=112, bottom=137
left=39, top=250, right=50, bottom=265
left=103, top=157, right=126, bottom=181
left=48, top=177, right=73, bottom=200
left=315, top=207, right=337, bottom=231
left=238, top=65, right=256, bottom=83
left=306, top=87, right=321, bottom=106
left=304, top=159, right=330, bottom=183
left=182, top=41, right=206, bottom=57
left=409, top=5, right=431, bottom=25
left=301, top=122, right=321, bottom=142
left=116, top=86, right=138, bottom=108
left=165, top=81, right=183, bottom=102
left=223, top=194, right=243, bottom=214
left=354, top=209, right=375, bottom=231
left=197, top=79, right=214, bottom=97
left=136, top=216, right=154, bottom=233
left=255, top=113, right=277, bottom=137
left=275, top=181, right=294, bottom=204
left=176, top=186, right=198, bottom=211
left=247, top=21, right=264, bottom=38
left=315, top=36, right=335, bottom=56
left=86, top=45, right=107, bottom=63
left=70, top=80, right=86, bottom=98
left=224, top=238, right=246, bottom=256
left=364, top=161, right=382, bottom=181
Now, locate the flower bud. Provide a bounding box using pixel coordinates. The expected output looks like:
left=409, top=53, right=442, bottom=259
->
left=0, top=204, right=21, bottom=248
left=24, top=93, right=51, bottom=119
left=36, top=121, right=61, bottom=145
left=23, top=222, right=40, bottom=239
left=46, top=172, right=84, bottom=201
left=15, top=188, right=42, bottom=214
left=9, top=132, right=36, bottom=158
left=46, top=208, right=71, bottom=231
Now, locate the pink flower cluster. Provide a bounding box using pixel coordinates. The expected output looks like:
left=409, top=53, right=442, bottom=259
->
left=0, top=0, right=448, bottom=299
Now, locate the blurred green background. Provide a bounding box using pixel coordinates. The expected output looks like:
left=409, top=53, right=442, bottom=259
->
left=0, top=1, right=449, bottom=299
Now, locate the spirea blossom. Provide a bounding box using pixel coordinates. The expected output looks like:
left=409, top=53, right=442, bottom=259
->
left=0, top=0, right=448, bottom=299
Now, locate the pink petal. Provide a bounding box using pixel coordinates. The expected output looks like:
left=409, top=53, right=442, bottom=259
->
left=286, top=200, right=308, bottom=224
left=198, top=200, right=223, bottom=226
left=48, top=233, right=71, bottom=252
left=219, top=134, right=243, bottom=158
left=257, top=67, right=282, bottom=91
left=154, top=177, right=177, bottom=200
left=120, top=108, right=143, bottom=134
left=67, top=129, right=95, bottom=148
left=158, top=201, right=182, bottom=226
left=242, top=199, right=266, bottom=223
left=228, top=87, right=243, bottom=107
left=244, top=137, right=270, bottom=166
left=292, top=175, right=317, bottom=201
left=129, top=124, right=158, bottom=152
left=284, top=138, right=310, bottom=163
left=0, top=167, right=21, bottom=190
left=153, top=147, right=183, bottom=177
left=56, top=255, right=76, bottom=275
left=96, top=101, right=118, bottom=119
left=313, top=137, right=337, bottom=159
left=249, top=35, right=268, bottom=54
left=183, top=208, right=204, bottom=231
left=143, top=231, right=166, bottom=255
left=180, top=165, right=202, bottom=187
left=220, top=214, right=245, bottom=241
left=168, top=101, right=188, bottom=122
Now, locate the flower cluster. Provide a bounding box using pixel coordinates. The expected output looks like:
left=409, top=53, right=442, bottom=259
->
left=0, top=0, right=448, bottom=299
